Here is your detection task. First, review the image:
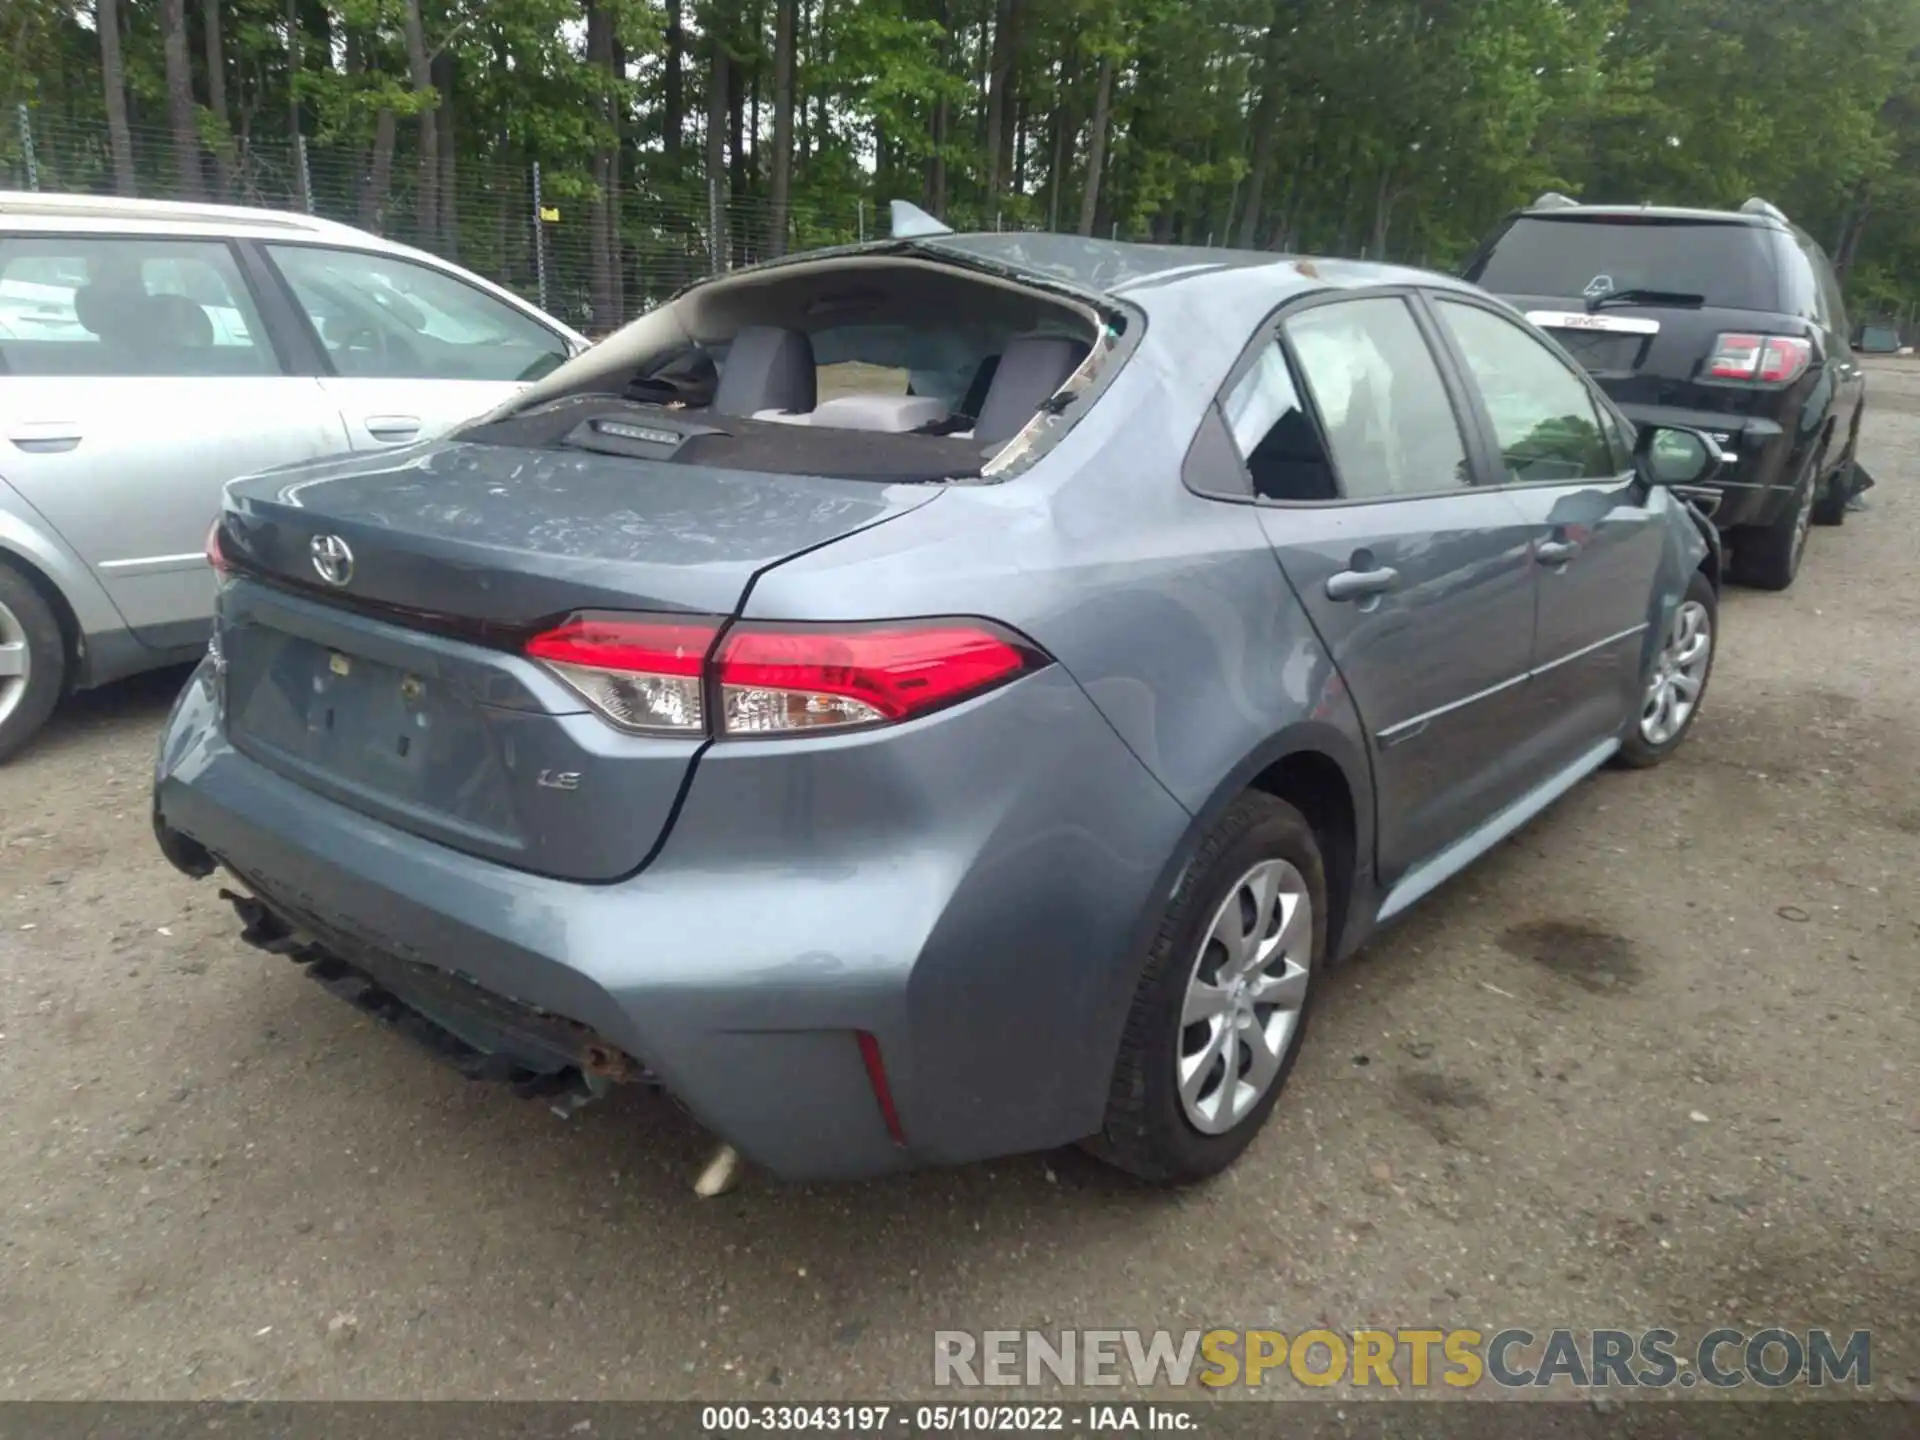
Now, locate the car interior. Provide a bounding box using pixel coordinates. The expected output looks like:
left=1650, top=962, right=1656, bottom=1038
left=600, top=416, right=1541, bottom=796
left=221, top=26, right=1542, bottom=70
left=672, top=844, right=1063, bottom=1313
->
left=478, top=255, right=1111, bottom=481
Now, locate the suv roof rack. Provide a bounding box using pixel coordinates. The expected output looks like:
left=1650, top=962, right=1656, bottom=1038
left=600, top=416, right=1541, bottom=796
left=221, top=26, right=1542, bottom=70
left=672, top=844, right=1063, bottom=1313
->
left=1740, top=196, right=1789, bottom=224
left=1530, top=191, right=1581, bottom=211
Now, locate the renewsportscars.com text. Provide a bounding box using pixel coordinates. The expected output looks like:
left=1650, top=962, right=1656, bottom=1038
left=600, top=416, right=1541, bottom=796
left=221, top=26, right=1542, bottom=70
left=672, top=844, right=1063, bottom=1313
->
left=932, top=1327, right=1872, bottom=1390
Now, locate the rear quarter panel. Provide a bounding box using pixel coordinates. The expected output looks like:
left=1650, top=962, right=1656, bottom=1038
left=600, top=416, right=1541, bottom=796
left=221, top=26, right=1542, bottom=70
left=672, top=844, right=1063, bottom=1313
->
left=740, top=298, right=1379, bottom=1128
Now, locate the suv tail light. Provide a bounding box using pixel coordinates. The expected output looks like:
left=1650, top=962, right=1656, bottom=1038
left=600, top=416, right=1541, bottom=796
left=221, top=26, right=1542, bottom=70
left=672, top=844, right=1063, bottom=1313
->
left=524, top=614, right=1044, bottom=737
left=1707, top=333, right=1813, bottom=384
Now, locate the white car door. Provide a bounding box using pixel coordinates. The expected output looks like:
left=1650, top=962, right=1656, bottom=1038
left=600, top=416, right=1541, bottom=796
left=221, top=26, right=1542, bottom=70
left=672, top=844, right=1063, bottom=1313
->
left=0, top=233, right=346, bottom=649
left=260, top=243, right=577, bottom=451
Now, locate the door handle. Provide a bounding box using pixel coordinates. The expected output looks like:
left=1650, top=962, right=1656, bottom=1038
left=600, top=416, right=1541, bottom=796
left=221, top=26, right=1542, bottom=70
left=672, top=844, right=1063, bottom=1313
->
left=8, top=423, right=82, bottom=454
left=363, top=415, right=422, bottom=442
left=1535, top=539, right=1582, bottom=566
left=1325, top=566, right=1401, bottom=602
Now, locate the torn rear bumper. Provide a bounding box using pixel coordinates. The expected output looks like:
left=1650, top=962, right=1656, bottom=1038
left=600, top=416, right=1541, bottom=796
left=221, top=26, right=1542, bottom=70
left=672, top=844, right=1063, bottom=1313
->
left=152, top=653, right=1191, bottom=1180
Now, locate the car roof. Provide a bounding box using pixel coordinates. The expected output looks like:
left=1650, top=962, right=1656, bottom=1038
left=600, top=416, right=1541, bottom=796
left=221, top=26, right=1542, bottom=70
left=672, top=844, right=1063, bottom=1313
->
left=911, top=232, right=1472, bottom=303
left=0, top=189, right=399, bottom=245
left=1514, top=203, right=1777, bottom=228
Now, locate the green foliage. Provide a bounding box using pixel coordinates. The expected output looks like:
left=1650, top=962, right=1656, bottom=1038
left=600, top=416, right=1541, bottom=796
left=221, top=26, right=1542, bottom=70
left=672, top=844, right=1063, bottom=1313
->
left=8, top=0, right=1920, bottom=316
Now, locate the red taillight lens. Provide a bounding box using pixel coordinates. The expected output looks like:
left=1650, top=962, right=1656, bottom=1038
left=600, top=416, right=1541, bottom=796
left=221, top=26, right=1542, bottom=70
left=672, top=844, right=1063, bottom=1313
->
left=1708, top=333, right=1812, bottom=384
left=715, top=620, right=1041, bottom=735
left=524, top=614, right=1044, bottom=737
left=525, top=614, right=720, bottom=734
left=205, top=518, right=230, bottom=576
left=1758, top=336, right=1812, bottom=383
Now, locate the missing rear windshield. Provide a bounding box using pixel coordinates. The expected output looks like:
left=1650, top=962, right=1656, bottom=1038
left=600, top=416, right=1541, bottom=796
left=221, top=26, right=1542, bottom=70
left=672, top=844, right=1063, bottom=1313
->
left=481, top=253, right=1128, bottom=483
left=1466, top=217, right=1782, bottom=311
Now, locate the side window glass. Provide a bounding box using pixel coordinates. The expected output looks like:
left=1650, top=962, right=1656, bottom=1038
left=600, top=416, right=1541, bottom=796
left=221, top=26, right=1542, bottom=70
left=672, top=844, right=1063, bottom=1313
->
left=266, top=245, right=569, bottom=382
left=1220, top=339, right=1338, bottom=500
left=1282, top=296, right=1474, bottom=499
left=0, top=235, right=274, bottom=378
left=1434, top=300, right=1616, bottom=483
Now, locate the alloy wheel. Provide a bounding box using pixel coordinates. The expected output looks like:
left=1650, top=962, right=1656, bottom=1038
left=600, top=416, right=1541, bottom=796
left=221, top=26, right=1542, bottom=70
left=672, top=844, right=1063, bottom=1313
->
left=1176, top=858, right=1312, bottom=1135
left=1640, top=599, right=1712, bottom=747
left=0, top=599, right=30, bottom=731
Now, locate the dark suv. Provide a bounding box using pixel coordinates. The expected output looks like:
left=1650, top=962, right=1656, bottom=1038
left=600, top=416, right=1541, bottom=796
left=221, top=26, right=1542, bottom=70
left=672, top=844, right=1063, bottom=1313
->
left=1465, top=195, right=1866, bottom=590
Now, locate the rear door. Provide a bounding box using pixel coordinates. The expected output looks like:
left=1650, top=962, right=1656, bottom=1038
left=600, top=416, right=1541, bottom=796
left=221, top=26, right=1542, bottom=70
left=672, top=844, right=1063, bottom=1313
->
left=1427, top=294, right=1666, bottom=769
left=1807, top=240, right=1866, bottom=452
left=0, top=231, right=345, bottom=649
left=258, top=242, right=575, bottom=451
left=1232, top=292, right=1541, bottom=882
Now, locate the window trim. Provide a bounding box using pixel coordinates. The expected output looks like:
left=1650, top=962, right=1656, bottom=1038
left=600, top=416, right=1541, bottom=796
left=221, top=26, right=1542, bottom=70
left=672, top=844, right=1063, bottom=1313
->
left=1422, top=288, right=1639, bottom=494
left=255, top=238, right=573, bottom=382
left=1189, top=284, right=1501, bottom=509
left=0, top=230, right=293, bottom=378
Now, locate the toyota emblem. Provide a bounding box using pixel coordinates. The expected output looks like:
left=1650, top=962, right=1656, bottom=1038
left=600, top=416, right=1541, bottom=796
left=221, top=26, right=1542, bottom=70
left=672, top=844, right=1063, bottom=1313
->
left=310, top=534, right=354, bottom=587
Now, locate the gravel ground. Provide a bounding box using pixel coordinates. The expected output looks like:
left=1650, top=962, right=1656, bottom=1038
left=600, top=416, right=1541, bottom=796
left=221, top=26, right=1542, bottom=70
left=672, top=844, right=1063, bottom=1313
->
left=1, top=367, right=1915, bottom=1404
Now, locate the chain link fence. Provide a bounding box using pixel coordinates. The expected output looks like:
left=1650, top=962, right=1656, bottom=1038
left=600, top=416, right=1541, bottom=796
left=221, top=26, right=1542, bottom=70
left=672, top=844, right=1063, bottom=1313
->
left=4, top=107, right=885, bottom=334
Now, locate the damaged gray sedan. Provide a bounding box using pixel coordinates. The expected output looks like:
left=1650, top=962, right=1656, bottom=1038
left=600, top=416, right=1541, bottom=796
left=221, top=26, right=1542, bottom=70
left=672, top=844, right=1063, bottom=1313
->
left=153, top=227, right=1722, bottom=1184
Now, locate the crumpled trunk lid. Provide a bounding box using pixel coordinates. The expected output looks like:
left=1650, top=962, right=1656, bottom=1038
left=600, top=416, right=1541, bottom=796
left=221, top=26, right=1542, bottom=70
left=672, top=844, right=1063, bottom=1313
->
left=213, top=439, right=938, bottom=881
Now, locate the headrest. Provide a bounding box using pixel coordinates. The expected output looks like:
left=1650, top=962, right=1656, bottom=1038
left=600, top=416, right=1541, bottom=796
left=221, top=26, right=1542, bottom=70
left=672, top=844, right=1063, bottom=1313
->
left=713, top=325, right=817, bottom=417
left=972, top=335, right=1087, bottom=445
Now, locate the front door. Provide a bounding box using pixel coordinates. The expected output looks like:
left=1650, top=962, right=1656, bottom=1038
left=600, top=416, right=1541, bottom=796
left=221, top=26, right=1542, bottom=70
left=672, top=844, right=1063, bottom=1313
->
left=1427, top=295, right=1668, bottom=766
left=0, top=233, right=345, bottom=649
left=258, top=242, right=574, bottom=452
left=1227, top=293, right=1541, bottom=883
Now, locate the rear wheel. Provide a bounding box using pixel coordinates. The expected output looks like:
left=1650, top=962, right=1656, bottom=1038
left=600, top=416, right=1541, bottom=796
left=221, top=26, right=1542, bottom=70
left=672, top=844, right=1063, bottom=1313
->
left=1730, top=448, right=1818, bottom=590
left=1088, top=793, right=1325, bottom=1185
left=0, top=561, right=66, bottom=763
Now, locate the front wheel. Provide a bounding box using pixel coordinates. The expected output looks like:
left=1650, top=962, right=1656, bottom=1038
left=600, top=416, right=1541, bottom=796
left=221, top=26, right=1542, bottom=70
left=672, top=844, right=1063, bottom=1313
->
left=1614, top=570, right=1716, bottom=769
left=1087, top=793, right=1326, bottom=1185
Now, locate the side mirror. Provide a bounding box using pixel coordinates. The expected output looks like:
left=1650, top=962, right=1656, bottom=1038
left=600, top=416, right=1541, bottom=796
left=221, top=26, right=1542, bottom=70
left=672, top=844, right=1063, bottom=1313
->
left=1637, top=425, right=1725, bottom=487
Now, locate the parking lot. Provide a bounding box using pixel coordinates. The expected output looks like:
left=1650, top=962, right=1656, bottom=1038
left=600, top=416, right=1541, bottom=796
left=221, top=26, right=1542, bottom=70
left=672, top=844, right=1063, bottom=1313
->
left=2, top=364, right=1916, bottom=1403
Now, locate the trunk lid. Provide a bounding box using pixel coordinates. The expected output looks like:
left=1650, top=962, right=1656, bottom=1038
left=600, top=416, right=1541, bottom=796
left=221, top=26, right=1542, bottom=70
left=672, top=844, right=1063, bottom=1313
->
left=215, top=439, right=940, bottom=881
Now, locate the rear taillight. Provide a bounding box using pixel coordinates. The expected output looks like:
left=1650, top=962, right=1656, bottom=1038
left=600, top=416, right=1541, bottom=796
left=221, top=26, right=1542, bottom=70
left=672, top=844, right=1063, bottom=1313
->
left=1707, top=333, right=1812, bottom=384
left=716, top=621, right=1038, bottom=734
left=523, top=614, right=1043, bottom=737
left=205, top=518, right=230, bottom=577
left=525, top=615, right=719, bottom=734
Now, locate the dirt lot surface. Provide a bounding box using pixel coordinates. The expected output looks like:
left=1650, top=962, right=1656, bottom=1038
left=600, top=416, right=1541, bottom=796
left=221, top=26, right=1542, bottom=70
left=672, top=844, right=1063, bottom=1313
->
left=1, top=366, right=1915, bottom=1405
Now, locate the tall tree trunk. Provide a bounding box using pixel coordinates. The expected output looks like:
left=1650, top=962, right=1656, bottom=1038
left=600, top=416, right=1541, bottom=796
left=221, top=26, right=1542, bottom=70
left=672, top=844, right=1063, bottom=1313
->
left=727, top=53, right=745, bottom=202
left=924, top=0, right=948, bottom=215
left=363, top=109, right=396, bottom=231
left=434, top=49, right=459, bottom=255
left=587, top=0, right=618, bottom=327
left=403, top=0, right=437, bottom=246
left=200, top=0, right=235, bottom=197
left=1236, top=3, right=1290, bottom=248
left=983, top=0, right=1019, bottom=205
left=1076, top=53, right=1113, bottom=237
left=768, top=0, right=795, bottom=256
left=707, top=9, right=731, bottom=267
left=812, top=0, right=830, bottom=160
left=97, top=0, right=137, bottom=196
left=1045, top=52, right=1073, bottom=232
left=160, top=0, right=204, bottom=198
left=664, top=0, right=685, bottom=163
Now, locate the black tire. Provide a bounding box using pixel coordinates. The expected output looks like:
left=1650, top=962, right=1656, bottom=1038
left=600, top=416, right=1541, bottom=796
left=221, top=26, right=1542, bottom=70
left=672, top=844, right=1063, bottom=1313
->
left=1614, top=569, right=1717, bottom=770
left=1730, top=448, right=1818, bottom=590
left=0, top=560, right=66, bottom=763
left=1087, top=792, right=1327, bottom=1185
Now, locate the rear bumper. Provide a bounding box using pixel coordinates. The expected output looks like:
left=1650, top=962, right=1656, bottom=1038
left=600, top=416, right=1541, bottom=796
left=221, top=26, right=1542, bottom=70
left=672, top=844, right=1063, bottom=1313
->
left=1616, top=403, right=1803, bottom=530
left=153, top=656, right=1192, bottom=1180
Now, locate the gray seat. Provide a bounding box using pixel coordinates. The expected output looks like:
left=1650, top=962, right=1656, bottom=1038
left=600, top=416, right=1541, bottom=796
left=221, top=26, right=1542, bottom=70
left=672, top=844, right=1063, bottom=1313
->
left=972, top=335, right=1087, bottom=444
left=714, top=325, right=817, bottom=417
